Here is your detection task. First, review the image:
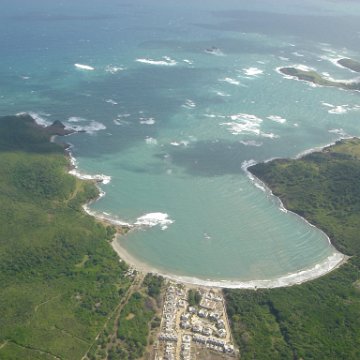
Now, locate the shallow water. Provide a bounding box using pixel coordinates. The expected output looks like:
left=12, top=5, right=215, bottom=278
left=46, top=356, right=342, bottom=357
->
left=1, top=0, right=360, bottom=285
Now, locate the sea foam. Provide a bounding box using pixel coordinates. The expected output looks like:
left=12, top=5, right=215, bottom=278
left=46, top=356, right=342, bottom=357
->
left=219, top=77, right=241, bottom=86
left=136, top=56, right=177, bottom=66
left=74, top=63, right=95, bottom=71
left=220, top=113, right=278, bottom=139
left=267, top=115, right=287, bottom=124
left=105, top=65, right=125, bottom=74
left=23, top=112, right=52, bottom=127
left=64, top=119, right=106, bottom=135
left=134, top=212, right=174, bottom=231
left=140, top=117, right=156, bottom=125
left=321, top=102, right=360, bottom=115
left=243, top=67, right=264, bottom=77
left=145, top=137, right=158, bottom=145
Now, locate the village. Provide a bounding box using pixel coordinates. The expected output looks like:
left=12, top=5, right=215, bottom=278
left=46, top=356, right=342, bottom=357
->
left=153, top=283, right=238, bottom=360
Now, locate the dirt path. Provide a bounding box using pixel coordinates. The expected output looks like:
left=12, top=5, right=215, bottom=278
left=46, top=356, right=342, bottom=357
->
left=34, top=295, right=60, bottom=312
left=81, top=272, right=145, bottom=360
left=105, top=272, right=146, bottom=353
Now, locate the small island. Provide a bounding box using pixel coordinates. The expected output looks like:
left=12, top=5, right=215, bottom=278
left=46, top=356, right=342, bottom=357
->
left=338, top=57, right=360, bottom=73
left=279, top=66, right=360, bottom=91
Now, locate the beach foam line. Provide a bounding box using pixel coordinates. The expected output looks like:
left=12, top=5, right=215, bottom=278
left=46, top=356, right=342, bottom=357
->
left=319, top=55, right=348, bottom=70
left=83, top=205, right=132, bottom=228
left=66, top=147, right=111, bottom=185
left=328, top=128, right=349, bottom=137
left=17, top=111, right=52, bottom=127
left=69, top=169, right=111, bottom=184
left=74, top=63, right=95, bottom=71
left=111, top=238, right=347, bottom=289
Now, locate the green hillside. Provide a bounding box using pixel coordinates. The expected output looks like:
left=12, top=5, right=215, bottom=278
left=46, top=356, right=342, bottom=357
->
left=0, top=114, right=131, bottom=359
left=226, top=139, right=360, bottom=360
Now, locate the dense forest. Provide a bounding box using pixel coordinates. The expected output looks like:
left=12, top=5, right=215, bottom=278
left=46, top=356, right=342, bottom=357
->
left=225, top=139, right=360, bottom=359
left=0, top=115, right=138, bottom=359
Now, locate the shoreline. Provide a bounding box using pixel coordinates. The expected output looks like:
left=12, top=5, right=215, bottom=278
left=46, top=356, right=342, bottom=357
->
left=51, top=114, right=350, bottom=290
left=111, top=236, right=348, bottom=289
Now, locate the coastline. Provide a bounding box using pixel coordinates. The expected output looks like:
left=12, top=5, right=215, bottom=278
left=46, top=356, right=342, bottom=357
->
left=111, top=236, right=348, bottom=289
left=52, top=114, right=350, bottom=290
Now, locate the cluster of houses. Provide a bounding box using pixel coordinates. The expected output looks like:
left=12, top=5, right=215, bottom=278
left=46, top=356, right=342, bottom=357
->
left=157, top=285, right=236, bottom=360
left=158, top=285, right=181, bottom=360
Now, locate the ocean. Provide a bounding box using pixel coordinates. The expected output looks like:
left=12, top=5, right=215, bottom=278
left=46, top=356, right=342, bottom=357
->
left=1, top=0, right=360, bottom=287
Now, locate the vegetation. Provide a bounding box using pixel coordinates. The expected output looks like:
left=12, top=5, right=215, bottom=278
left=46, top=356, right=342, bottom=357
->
left=279, top=67, right=360, bottom=91
left=116, top=292, right=155, bottom=359
left=188, top=289, right=202, bottom=306
left=338, top=58, right=360, bottom=73
left=0, top=114, right=133, bottom=359
left=143, top=273, right=164, bottom=299
left=226, top=138, right=360, bottom=359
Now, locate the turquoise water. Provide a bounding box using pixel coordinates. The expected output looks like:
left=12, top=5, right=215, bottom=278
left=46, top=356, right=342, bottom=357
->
left=1, top=0, right=360, bottom=284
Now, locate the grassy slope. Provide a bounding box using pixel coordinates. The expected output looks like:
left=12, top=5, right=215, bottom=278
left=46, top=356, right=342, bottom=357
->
left=0, top=115, right=131, bottom=360
left=225, top=138, right=360, bottom=360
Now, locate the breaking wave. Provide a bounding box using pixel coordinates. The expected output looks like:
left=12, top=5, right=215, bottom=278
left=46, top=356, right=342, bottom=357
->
left=321, top=102, right=360, bottom=114
left=151, top=252, right=346, bottom=289
left=220, top=113, right=278, bottom=139
left=68, top=151, right=111, bottom=184
left=64, top=117, right=106, bottom=134
left=145, top=137, right=158, bottom=145
left=136, top=56, right=177, bottom=66
left=74, top=63, right=95, bottom=71
left=242, top=67, right=264, bottom=77
left=105, top=65, right=125, bottom=74
left=134, top=212, right=174, bottom=231
left=19, top=111, right=52, bottom=127
left=140, top=117, right=156, bottom=125
left=219, top=77, right=241, bottom=86
left=267, top=115, right=287, bottom=124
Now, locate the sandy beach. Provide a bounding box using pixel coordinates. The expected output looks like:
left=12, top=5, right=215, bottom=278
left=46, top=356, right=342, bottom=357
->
left=111, top=235, right=348, bottom=289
